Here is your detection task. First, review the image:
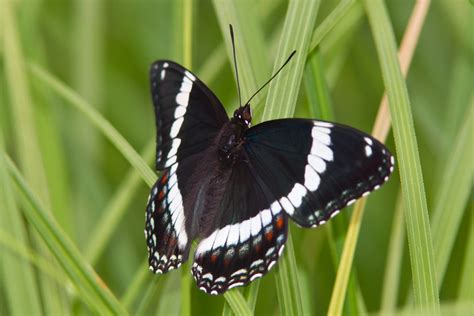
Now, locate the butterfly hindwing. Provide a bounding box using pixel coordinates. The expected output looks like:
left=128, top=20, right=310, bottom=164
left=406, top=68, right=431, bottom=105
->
left=192, top=161, right=288, bottom=295
left=145, top=163, right=187, bottom=273
left=244, top=119, right=394, bottom=227
left=150, top=61, right=229, bottom=170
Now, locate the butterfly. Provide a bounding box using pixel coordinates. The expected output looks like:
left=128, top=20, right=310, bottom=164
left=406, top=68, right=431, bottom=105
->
left=144, top=26, right=394, bottom=295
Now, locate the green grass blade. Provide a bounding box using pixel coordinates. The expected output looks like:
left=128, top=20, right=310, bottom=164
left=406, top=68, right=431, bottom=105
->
left=3, top=2, right=67, bottom=313
left=303, top=50, right=334, bottom=120
left=363, top=0, right=440, bottom=312
left=122, top=259, right=150, bottom=310
left=458, top=214, right=474, bottom=301
left=213, top=1, right=271, bottom=313
left=0, top=131, right=42, bottom=315
left=134, top=277, right=162, bottom=315
left=304, top=48, right=364, bottom=314
left=213, top=0, right=270, bottom=102
left=6, top=156, right=128, bottom=315
left=85, top=141, right=155, bottom=264
left=308, top=0, right=356, bottom=53
left=222, top=291, right=252, bottom=316
left=430, top=103, right=473, bottom=285
left=262, top=0, right=320, bottom=121
left=376, top=301, right=474, bottom=316
left=381, top=192, right=405, bottom=312
left=180, top=2, right=193, bottom=314
left=0, top=230, right=68, bottom=287
left=29, top=63, right=156, bottom=188
left=259, top=1, right=319, bottom=314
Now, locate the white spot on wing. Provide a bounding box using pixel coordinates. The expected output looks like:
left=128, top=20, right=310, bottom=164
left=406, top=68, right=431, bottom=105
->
left=167, top=138, right=181, bottom=158
left=311, top=140, right=334, bottom=162
left=270, top=201, right=281, bottom=215
left=304, top=164, right=320, bottom=191
left=226, top=224, right=240, bottom=246
left=212, top=226, right=231, bottom=250
left=312, top=127, right=331, bottom=145
left=202, top=273, right=213, bottom=281
left=315, top=121, right=334, bottom=128
left=180, top=79, right=192, bottom=93
left=165, top=155, right=177, bottom=167
left=251, top=259, right=264, bottom=268
left=364, top=137, right=373, bottom=146
left=239, top=219, right=251, bottom=243
left=170, top=117, right=184, bottom=138
left=260, top=209, right=272, bottom=227
left=279, top=197, right=295, bottom=215
left=308, top=155, right=326, bottom=173
left=228, top=282, right=244, bottom=290
left=250, top=273, right=262, bottom=281
left=176, top=92, right=190, bottom=107
left=196, top=230, right=217, bottom=255
left=185, top=70, right=196, bottom=81
left=174, top=105, right=186, bottom=118
left=365, top=145, right=372, bottom=157
left=231, top=269, right=247, bottom=277
left=250, top=215, right=262, bottom=236
left=287, top=183, right=307, bottom=208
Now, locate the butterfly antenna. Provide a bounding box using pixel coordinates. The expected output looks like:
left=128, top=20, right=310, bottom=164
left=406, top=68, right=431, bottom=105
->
left=229, top=24, right=242, bottom=108
left=245, top=50, right=296, bottom=106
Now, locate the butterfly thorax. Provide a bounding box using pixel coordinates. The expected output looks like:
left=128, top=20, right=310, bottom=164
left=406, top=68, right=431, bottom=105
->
left=217, top=104, right=252, bottom=165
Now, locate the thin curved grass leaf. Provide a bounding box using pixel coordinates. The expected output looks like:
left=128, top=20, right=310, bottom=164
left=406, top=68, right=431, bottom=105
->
left=6, top=156, right=127, bottom=315
left=363, top=0, right=440, bottom=312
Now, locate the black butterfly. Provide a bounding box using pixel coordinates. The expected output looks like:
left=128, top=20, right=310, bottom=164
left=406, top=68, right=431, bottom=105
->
left=145, top=27, right=394, bottom=295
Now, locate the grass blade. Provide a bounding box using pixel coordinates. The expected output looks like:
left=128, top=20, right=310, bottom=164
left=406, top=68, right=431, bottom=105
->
left=363, top=0, right=440, bottom=312
left=0, top=131, right=42, bottom=315
left=29, top=63, right=156, bottom=187
left=0, top=230, right=67, bottom=287
left=308, top=0, right=356, bottom=53
left=260, top=1, right=320, bottom=314
left=328, top=1, right=432, bottom=313
left=3, top=1, right=67, bottom=313
left=85, top=141, right=155, bottom=264
left=430, top=103, right=473, bottom=286
left=180, top=1, right=193, bottom=314
left=6, top=155, right=127, bottom=315
left=121, top=259, right=150, bottom=310
left=458, top=214, right=474, bottom=301
left=381, top=192, right=406, bottom=312
left=262, top=0, right=320, bottom=121
left=213, top=0, right=270, bottom=101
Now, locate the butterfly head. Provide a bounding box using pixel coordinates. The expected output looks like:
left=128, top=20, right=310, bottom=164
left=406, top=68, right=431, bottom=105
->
left=232, top=103, right=252, bottom=127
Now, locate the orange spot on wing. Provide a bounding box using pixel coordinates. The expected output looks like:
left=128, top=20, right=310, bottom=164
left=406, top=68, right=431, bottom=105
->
left=160, top=173, right=168, bottom=185
left=211, top=254, right=218, bottom=263
left=158, top=190, right=165, bottom=200
left=265, top=230, right=274, bottom=241
left=276, top=216, right=284, bottom=230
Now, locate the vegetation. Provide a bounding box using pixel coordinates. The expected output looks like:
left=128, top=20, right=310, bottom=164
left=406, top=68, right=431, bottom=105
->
left=1, top=0, right=472, bottom=315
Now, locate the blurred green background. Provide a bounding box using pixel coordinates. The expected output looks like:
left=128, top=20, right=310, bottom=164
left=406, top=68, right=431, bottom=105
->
left=0, top=0, right=472, bottom=315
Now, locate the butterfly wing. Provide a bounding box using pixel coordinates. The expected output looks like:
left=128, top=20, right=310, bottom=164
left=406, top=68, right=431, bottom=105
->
left=146, top=61, right=229, bottom=273
left=192, top=160, right=288, bottom=295
left=149, top=60, right=229, bottom=170
left=243, top=119, right=394, bottom=227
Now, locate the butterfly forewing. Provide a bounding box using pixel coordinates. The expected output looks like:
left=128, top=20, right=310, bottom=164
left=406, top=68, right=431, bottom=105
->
left=244, top=119, right=394, bottom=227
left=146, top=61, right=229, bottom=274
left=149, top=61, right=228, bottom=170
